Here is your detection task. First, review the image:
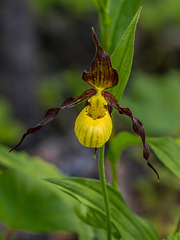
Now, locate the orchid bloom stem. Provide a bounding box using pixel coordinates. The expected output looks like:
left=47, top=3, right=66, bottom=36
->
left=98, top=145, right=112, bottom=240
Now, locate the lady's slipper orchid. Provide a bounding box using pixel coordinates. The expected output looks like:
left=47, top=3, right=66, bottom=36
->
left=10, top=29, right=159, bottom=180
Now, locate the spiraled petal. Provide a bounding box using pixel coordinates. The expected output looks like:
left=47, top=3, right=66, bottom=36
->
left=103, top=91, right=159, bottom=181
left=9, top=89, right=97, bottom=152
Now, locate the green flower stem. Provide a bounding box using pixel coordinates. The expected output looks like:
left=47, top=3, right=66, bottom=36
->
left=98, top=145, right=112, bottom=240
left=111, top=162, right=119, bottom=191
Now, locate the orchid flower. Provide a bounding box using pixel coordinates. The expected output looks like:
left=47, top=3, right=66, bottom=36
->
left=10, top=29, right=159, bottom=180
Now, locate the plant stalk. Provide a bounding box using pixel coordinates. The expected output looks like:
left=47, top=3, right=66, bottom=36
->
left=98, top=145, right=111, bottom=240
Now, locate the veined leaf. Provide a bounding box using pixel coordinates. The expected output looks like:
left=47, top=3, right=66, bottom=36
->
left=110, top=7, right=142, bottom=102
left=46, top=177, right=159, bottom=240
left=147, top=137, right=180, bottom=180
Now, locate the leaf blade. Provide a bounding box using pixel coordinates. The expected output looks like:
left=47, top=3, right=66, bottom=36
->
left=107, top=131, right=180, bottom=180
left=0, top=145, right=77, bottom=232
left=46, top=177, right=159, bottom=240
left=147, top=137, right=180, bottom=180
left=107, top=0, right=142, bottom=53
left=107, top=131, right=141, bottom=164
left=110, top=7, right=142, bottom=102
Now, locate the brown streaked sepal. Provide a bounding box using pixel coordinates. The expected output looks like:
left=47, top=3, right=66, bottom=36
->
left=82, top=29, right=118, bottom=90
left=9, top=89, right=97, bottom=152
left=9, top=108, right=60, bottom=152
left=61, top=88, right=97, bottom=109
left=103, top=91, right=159, bottom=181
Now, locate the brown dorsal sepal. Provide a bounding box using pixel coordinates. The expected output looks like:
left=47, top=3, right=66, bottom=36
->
left=82, top=28, right=118, bottom=90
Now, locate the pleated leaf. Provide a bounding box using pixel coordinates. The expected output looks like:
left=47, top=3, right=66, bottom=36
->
left=46, top=177, right=159, bottom=240
left=110, top=7, right=142, bottom=102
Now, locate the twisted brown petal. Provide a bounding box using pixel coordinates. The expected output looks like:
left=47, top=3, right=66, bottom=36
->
left=103, top=91, right=159, bottom=181
left=82, top=28, right=118, bottom=90
left=9, top=89, right=97, bottom=152
left=9, top=108, right=60, bottom=152
left=61, top=88, right=97, bottom=109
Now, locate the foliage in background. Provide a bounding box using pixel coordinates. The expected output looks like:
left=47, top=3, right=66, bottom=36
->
left=163, top=232, right=180, bottom=240
left=30, top=0, right=95, bottom=15
left=140, top=0, right=180, bottom=31
left=136, top=169, right=180, bottom=236
left=121, top=71, right=180, bottom=136
left=0, top=98, right=24, bottom=145
left=37, top=70, right=87, bottom=109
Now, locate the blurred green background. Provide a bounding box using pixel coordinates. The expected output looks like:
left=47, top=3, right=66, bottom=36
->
left=0, top=0, right=179, bottom=239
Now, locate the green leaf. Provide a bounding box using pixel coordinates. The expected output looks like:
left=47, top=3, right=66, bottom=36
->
left=0, top=145, right=62, bottom=179
left=107, top=0, right=141, bottom=53
left=0, top=145, right=78, bottom=232
left=147, top=137, right=180, bottom=180
left=74, top=206, right=121, bottom=239
left=0, top=145, right=108, bottom=239
left=74, top=206, right=106, bottom=229
left=107, top=131, right=180, bottom=180
left=94, top=0, right=141, bottom=53
left=0, top=169, right=77, bottom=232
left=79, top=224, right=107, bottom=240
left=78, top=221, right=107, bottom=240
left=107, top=131, right=141, bottom=164
left=110, top=7, right=142, bottom=102
left=162, top=232, right=180, bottom=240
left=46, top=177, right=159, bottom=240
